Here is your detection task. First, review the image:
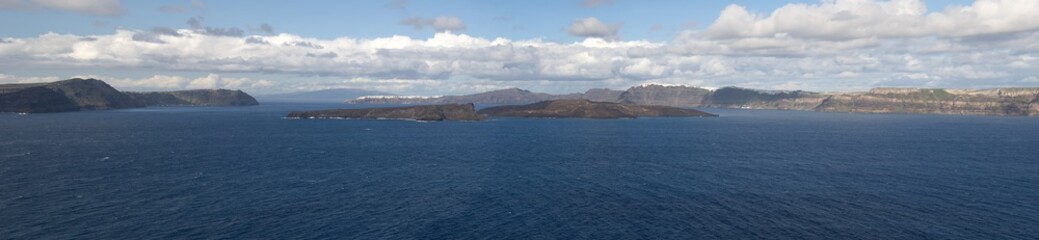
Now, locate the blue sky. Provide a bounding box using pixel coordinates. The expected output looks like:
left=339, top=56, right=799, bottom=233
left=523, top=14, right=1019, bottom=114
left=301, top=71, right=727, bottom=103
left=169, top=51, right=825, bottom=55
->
left=0, top=0, right=1034, bottom=95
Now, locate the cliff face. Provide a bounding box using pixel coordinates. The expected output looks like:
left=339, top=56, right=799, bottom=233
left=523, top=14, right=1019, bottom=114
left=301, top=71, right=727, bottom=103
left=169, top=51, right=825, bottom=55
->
left=613, top=86, right=1038, bottom=116
left=126, top=89, right=259, bottom=106
left=1, top=79, right=259, bottom=113
left=478, top=99, right=717, bottom=119
left=287, top=103, right=486, bottom=121
left=814, top=88, right=1039, bottom=116
left=0, top=79, right=143, bottom=113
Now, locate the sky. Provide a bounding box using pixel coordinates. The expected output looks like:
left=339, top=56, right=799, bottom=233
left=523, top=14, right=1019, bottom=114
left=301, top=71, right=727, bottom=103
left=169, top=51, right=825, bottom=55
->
left=1, top=0, right=1036, bottom=95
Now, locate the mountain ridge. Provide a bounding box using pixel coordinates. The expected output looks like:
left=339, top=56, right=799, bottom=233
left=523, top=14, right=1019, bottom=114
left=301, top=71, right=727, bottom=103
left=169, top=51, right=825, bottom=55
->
left=346, top=85, right=1039, bottom=116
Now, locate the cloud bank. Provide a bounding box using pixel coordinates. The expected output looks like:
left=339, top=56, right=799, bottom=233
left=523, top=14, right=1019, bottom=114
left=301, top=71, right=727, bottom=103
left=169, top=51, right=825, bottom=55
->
left=1, top=0, right=1038, bottom=94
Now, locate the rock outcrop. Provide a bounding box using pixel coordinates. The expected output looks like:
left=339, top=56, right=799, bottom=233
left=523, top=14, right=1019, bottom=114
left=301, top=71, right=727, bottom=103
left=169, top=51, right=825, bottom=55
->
left=478, top=99, right=717, bottom=119
left=286, top=103, right=486, bottom=121
left=0, top=78, right=259, bottom=113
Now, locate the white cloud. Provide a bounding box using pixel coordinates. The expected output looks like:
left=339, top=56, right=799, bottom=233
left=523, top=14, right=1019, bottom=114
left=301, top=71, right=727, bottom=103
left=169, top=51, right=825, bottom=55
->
left=567, top=17, right=620, bottom=40
left=400, top=16, right=467, bottom=32
left=704, top=0, right=1039, bottom=40
left=3, top=0, right=1039, bottom=94
left=185, top=74, right=273, bottom=89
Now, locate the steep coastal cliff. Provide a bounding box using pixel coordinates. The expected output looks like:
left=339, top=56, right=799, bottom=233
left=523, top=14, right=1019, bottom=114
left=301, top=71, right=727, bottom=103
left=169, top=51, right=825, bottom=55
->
left=1, top=78, right=259, bottom=113
left=478, top=99, right=717, bottom=119
left=287, top=104, right=486, bottom=121
left=814, top=88, right=1039, bottom=116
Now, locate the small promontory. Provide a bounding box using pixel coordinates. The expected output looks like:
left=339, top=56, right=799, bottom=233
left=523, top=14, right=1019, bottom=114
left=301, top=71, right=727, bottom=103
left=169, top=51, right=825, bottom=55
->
left=287, top=103, right=486, bottom=121
left=477, top=99, right=717, bottom=119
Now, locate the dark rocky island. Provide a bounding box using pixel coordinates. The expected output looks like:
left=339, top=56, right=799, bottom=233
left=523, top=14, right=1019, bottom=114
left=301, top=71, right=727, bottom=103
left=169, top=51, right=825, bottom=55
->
left=287, top=103, right=486, bottom=121
left=478, top=99, right=717, bottom=119
left=0, top=78, right=259, bottom=113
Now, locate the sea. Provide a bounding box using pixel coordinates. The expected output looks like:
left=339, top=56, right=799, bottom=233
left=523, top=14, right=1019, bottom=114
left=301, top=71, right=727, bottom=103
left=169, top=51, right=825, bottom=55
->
left=1, top=103, right=1037, bottom=239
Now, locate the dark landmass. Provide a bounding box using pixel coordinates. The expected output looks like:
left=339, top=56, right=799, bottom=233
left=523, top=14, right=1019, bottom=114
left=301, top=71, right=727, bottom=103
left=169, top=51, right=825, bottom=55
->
left=348, top=84, right=1039, bottom=116
left=287, top=103, right=486, bottom=121
left=478, top=99, right=717, bottom=119
left=126, top=89, right=258, bottom=106
left=0, top=78, right=258, bottom=113
left=0, top=79, right=143, bottom=113
left=257, top=88, right=394, bottom=103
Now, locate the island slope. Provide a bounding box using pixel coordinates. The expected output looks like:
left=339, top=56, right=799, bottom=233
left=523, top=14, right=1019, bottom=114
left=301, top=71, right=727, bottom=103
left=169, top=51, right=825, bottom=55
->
left=0, top=79, right=143, bottom=113
left=478, top=99, right=717, bottom=119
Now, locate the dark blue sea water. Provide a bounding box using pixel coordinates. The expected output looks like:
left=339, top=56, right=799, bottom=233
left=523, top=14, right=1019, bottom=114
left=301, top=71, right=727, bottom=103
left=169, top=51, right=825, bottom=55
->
left=1, top=103, right=1038, bottom=239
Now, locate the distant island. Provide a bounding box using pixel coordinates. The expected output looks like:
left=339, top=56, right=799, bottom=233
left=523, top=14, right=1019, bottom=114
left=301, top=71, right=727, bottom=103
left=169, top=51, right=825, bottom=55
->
left=256, top=88, right=394, bottom=103
left=0, top=78, right=258, bottom=113
left=286, top=103, right=485, bottom=121
left=287, top=100, right=717, bottom=121
left=348, top=85, right=1039, bottom=116
left=479, top=99, right=717, bottom=119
